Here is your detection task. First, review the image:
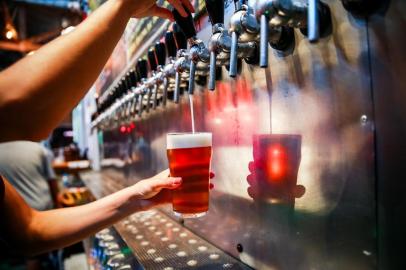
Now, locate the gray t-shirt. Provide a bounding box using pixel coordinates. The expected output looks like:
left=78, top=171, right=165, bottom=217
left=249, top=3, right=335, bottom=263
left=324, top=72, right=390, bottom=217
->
left=0, top=141, right=56, bottom=211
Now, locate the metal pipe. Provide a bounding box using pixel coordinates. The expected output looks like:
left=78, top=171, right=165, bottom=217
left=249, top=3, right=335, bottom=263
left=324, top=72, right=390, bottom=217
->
left=260, top=14, right=269, bottom=68
left=208, top=51, right=217, bottom=90
left=308, top=0, right=319, bottom=42
left=174, top=72, right=181, bottom=103
left=229, top=31, right=238, bottom=78
left=188, top=61, right=196, bottom=95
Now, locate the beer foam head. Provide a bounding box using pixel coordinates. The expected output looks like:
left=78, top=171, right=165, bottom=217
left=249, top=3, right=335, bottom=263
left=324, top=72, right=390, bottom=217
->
left=167, top=132, right=212, bottom=149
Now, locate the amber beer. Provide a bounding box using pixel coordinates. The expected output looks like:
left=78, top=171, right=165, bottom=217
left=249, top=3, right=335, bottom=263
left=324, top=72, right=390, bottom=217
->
left=167, top=133, right=212, bottom=218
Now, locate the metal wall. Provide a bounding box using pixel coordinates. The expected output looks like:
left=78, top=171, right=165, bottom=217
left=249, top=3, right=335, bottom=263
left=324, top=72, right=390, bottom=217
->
left=368, top=1, right=406, bottom=269
left=94, top=0, right=406, bottom=269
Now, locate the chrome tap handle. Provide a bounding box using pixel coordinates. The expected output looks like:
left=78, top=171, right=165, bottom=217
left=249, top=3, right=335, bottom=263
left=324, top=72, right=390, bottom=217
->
left=205, top=0, right=225, bottom=90
left=162, top=77, right=169, bottom=107
left=136, top=59, right=148, bottom=115
left=174, top=71, right=181, bottom=103
left=308, top=0, right=319, bottom=42
left=260, top=14, right=269, bottom=68
left=152, top=84, right=158, bottom=109
left=188, top=61, right=197, bottom=95
left=229, top=31, right=238, bottom=78
left=208, top=51, right=216, bottom=90
left=137, top=93, right=143, bottom=117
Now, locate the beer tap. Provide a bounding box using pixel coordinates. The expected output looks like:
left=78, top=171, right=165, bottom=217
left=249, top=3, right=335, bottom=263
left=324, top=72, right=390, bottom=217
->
left=256, top=0, right=332, bottom=67
left=205, top=0, right=230, bottom=90
left=157, top=31, right=177, bottom=103
left=172, top=5, right=209, bottom=95
left=147, top=49, right=159, bottom=110
left=128, top=68, right=140, bottom=119
left=340, top=0, right=382, bottom=17
left=118, top=77, right=127, bottom=122
left=136, top=59, right=148, bottom=117
left=123, top=71, right=135, bottom=121
left=172, top=23, right=190, bottom=103
left=162, top=30, right=178, bottom=102
left=228, top=0, right=260, bottom=78
left=154, top=41, right=168, bottom=107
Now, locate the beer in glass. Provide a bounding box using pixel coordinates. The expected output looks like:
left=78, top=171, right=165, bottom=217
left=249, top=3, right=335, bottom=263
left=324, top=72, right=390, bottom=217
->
left=167, top=132, right=212, bottom=218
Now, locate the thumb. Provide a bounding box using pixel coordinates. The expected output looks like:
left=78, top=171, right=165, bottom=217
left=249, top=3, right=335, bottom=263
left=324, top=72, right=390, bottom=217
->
left=150, top=177, right=182, bottom=191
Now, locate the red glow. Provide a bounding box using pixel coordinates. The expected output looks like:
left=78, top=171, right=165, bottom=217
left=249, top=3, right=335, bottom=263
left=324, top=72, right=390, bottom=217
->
left=266, top=145, right=287, bottom=180
left=130, top=123, right=136, bottom=129
left=120, top=126, right=126, bottom=133
left=126, top=127, right=131, bottom=133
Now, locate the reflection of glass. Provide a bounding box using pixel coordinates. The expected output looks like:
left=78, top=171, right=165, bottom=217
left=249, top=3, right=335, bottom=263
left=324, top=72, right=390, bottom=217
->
left=167, top=133, right=212, bottom=218
left=248, top=134, right=305, bottom=204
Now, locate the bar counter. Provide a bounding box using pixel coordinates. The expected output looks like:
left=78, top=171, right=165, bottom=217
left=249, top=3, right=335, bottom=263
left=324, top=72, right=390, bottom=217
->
left=81, top=170, right=250, bottom=270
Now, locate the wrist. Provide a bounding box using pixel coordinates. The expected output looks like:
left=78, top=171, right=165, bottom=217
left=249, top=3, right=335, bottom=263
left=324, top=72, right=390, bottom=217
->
left=118, top=185, right=144, bottom=212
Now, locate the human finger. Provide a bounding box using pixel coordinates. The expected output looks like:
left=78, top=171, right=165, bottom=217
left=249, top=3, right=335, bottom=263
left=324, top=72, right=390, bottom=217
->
left=151, top=5, right=174, bottom=21
left=180, top=0, right=195, bottom=13
left=168, top=0, right=188, bottom=17
left=150, top=176, right=182, bottom=190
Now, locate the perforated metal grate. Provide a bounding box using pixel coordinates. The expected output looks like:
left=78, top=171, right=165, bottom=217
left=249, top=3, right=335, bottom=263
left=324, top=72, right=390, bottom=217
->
left=115, top=210, right=250, bottom=270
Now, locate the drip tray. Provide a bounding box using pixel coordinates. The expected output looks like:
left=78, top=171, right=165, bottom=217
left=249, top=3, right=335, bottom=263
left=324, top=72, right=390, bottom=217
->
left=114, top=210, right=249, bottom=269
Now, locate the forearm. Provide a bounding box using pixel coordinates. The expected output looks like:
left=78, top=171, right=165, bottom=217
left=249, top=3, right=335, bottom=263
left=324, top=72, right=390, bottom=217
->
left=26, top=186, right=140, bottom=255
left=0, top=0, right=134, bottom=142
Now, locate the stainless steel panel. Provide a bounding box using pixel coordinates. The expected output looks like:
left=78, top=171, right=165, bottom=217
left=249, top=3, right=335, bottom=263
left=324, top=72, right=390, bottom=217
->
left=97, top=1, right=380, bottom=269
left=367, top=0, right=406, bottom=269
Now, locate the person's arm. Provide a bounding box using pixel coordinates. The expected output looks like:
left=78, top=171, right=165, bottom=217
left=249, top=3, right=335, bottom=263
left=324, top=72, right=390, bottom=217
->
left=0, top=0, right=193, bottom=142
left=0, top=170, right=180, bottom=255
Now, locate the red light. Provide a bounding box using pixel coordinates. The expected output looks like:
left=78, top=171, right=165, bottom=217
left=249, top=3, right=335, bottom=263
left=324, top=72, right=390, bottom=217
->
left=130, top=123, right=135, bottom=129
left=120, top=126, right=126, bottom=133
left=266, top=145, right=287, bottom=180
left=126, top=127, right=131, bottom=133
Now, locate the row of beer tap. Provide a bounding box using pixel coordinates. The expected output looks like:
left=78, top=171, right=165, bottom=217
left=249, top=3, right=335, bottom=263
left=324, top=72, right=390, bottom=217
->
left=92, top=0, right=332, bottom=130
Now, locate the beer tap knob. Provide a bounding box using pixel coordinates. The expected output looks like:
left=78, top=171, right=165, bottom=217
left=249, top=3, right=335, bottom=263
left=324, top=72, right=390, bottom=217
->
left=173, top=4, right=208, bottom=95
left=172, top=23, right=189, bottom=103
left=154, top=42, right=167, bottom=67
left=205, top=0, right=229, bottom=90
left=146, top=49, right=158, bottom=111
left=148, top=49, right=158, bottom=72
left=129, top=68, right=140, bottom=117
left=123, top=72, right=133, bottom=119
left=164, top=30, right=180, bottom=103
left=154, top=41, right=168, bottom=106
left=119, top=77, right=127, bottom=121
left=173, top=23, right=188, bottom=50
left=165, top=31, right=178, bottom=59
left=341, top=0, right=382, bottom=17
left=172, top=6, right=196, bottom=41
left=229, top=0, right=259, bottom=78
left=136, top=59, right=148, bottom=116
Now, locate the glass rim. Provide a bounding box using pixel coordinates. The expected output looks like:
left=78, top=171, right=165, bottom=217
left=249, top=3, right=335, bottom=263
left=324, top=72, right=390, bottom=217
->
left=167, top=132, right=212, bottom=136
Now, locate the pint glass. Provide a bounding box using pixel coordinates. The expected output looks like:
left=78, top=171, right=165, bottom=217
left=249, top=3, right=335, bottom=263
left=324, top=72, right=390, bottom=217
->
left=167, top=132, right=212, bottom=218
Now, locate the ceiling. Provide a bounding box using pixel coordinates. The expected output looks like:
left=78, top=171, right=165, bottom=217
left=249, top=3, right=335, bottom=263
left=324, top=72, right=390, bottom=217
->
left=0, top=0, right=84, bottom=70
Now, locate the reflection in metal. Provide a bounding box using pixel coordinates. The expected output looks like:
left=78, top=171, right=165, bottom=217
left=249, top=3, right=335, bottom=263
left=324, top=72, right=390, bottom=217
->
left=89, top=1, right=381, bottom=269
